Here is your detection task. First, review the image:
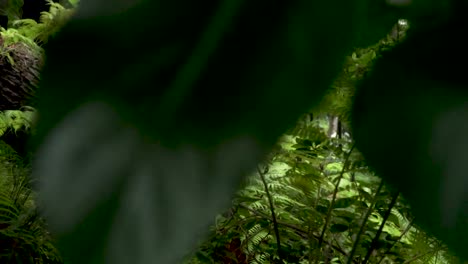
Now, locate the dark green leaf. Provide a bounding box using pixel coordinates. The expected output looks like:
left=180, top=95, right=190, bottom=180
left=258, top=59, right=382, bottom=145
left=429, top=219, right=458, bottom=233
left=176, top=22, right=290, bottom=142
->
left=330, top=224, right=349, bottom=233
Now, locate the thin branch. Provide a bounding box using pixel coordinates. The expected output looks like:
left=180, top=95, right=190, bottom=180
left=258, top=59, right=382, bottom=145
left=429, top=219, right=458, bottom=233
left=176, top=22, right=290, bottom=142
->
left=346, top=179, right=385, bottom=264
left=376, top=217, right=415, bottom=264
left=363, top=191, right=400, bottom=264
left=238, top=203, right=358, bottom=263
left=318, top=143, right=355, bottom=248
left=257, top=165, right=283, bottom=262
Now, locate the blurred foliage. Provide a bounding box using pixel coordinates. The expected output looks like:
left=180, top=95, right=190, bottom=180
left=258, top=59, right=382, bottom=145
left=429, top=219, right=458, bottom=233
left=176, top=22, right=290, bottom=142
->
left=0, top=0, right=23, bottom=22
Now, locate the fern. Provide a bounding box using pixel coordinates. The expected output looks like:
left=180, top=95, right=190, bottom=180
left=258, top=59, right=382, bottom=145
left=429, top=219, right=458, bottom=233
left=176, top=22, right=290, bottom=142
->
left=6, top=0, right=75, bottom=46
left=0, top=109, right=35, bottom=137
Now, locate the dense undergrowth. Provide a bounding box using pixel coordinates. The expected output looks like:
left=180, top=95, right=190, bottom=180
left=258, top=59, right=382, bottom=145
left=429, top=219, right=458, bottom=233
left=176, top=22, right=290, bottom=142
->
left=0, top=1, right=73, bottom=263
left=185, top=118, right=460, bottom=263
left=0, top=111, right=63, bottom=263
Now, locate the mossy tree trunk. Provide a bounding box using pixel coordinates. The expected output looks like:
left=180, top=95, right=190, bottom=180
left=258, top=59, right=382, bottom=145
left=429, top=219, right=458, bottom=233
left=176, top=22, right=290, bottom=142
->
left=0, top=40, right=43, bottom=159
left=0, top=41, right=42, bottom=111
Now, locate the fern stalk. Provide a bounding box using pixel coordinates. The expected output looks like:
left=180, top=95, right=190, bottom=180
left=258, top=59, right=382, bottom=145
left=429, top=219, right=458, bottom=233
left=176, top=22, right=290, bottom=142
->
left=318, top=143, right=355, bottom=248
left=257, top=166, right=284, bottom=262
left=362, top=191, right=400, bottom=263
left=346, top=179, right=384, bottom=264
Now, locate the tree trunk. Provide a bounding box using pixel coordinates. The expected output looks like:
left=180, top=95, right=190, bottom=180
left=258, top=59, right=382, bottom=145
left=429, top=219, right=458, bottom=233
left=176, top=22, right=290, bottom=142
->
left=0, top=40, right=43, bottom=111
left=0, top=39, right=43, bottom=159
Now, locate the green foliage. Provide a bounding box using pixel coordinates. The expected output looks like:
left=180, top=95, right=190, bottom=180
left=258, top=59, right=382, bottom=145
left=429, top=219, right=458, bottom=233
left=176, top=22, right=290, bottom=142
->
left=0, top=27, right=43, bottom=63
left=0, top=108, right=62, bottom=264
left=0, top=0, right=23, bottom=22
left=0, top=0, right=70, bottom=261
left=0, top=108, right=36, bottom=136
left=0, top=1, right=70, bottom=261
left=0, top=0, right=75, bottom=63
left=187, top=117, right=459, bottom=263
left=0, top=139, right=62, bottom=263
left=3, top=0, right=75, bottom=46
left=67, top=0, right=79, bottom=7
left=0, top=108, right=62, bottom=263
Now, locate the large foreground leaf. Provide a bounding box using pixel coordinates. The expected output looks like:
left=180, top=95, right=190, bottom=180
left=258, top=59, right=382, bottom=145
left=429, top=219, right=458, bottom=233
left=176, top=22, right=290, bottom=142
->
left=29, top=0, right=466, bottom=263
left=352, top=15, right=468, bottom=260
